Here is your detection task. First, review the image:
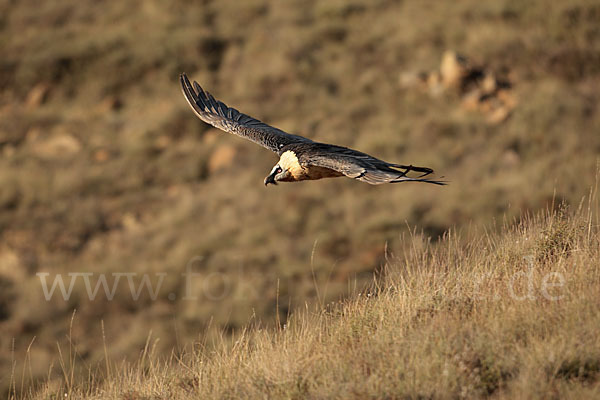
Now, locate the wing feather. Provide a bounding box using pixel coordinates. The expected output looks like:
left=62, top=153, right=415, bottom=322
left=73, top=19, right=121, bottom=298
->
left=180, top=73, right=312, bottom=153
left=298, top=144, right=445, bottom=185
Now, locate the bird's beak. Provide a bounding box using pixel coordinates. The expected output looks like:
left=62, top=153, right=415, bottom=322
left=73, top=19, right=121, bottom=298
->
left=264, top=172, right=277, bottom=186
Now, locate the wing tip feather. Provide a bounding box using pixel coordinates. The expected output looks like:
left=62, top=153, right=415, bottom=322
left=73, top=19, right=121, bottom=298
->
left=179, top=73, right=312, bottom=153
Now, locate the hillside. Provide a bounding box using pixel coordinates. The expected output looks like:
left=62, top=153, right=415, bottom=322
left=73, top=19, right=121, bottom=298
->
left=22, top=199, right=600, bottom=399
left=1, top=0, right=600, bottom=396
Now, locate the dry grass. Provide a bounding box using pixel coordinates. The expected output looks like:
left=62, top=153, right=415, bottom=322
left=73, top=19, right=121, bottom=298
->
left=12, top=195, right=599, bottom=399
left=2, top=0, right=600, bottom=397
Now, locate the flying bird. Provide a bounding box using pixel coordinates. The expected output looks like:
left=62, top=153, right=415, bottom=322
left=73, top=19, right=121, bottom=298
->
left=180, top=73, right=445, bottom=186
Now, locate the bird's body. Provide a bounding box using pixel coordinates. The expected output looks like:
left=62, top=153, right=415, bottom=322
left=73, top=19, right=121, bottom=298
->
left=180, top=73, right=445, bottom=186
left=275, top=147, right=344, bottom=182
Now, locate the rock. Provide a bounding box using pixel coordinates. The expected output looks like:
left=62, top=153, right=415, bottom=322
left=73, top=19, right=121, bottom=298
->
left=497, top=89, right=518, bottom=109
left=167, top=185, right=181, bottom=197
left=400, top=49, right=517, bottom=123
left=440, top=50, right=468, bottom=89
left=25, top=83, right=50, bottom=109
left=461, top=89, right=482, bottom=111
left=481, top=72, right=497, bottom=95
left=478, top=97, right=494, bottom=113
left=487, top=105, right=511, bottom=125
left=94, top=149, right=110, bottom=162
left=0, top=246, right=26, bottom=281
left=501, top=149, right=520, bottom=168
left=155, top=135, right=171, bottom=150
left=208, top=145, right=236, bottom=173
left=97, top=96, right=123, bottom=112
left=122, top=212, right=141, bottom=232
left=427, top=71, right=443, bottom=97
left=31, top=132, right=82, bottom=158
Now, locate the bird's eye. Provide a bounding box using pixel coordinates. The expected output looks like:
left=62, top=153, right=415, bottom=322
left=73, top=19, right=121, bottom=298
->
left=276, top=167, right=283, bottom=174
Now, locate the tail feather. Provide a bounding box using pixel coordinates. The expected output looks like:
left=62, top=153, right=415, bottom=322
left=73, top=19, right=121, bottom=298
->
left=390, top=176, right=447, bottom=185
left=389, top=164, right=434, bottom=178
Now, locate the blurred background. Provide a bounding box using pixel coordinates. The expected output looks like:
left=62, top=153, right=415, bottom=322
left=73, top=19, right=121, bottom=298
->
left=1, top=0, right=599, bottom=394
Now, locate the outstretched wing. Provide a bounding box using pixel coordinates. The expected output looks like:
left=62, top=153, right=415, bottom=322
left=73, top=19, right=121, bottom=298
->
left=298, top=144, right=446, bottom=185
left=180, top=73, right=313, bottom=153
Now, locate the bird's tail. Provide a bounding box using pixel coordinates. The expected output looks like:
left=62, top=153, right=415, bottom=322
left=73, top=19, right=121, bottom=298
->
left=390, top=176, right=447, bottom=185
left=389, top=164, right=434, bottom=177
left=387, top=164, right=447, bottom=185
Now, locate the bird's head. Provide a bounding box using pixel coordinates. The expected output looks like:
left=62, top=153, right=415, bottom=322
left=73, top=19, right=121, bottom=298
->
left=264, top=164, right=291, bottom=186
